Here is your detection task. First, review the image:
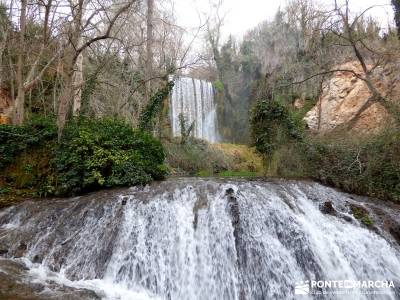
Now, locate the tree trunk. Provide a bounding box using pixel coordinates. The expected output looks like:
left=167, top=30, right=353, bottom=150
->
left=57, top=0, right=83, bottom=136
left=72, top=50, right=84, bottom=116
left=57, top=71, right=73, bottom=139
left=145, top=0, right=154, bottom=103
left=13, top=0, right=27, bottom=125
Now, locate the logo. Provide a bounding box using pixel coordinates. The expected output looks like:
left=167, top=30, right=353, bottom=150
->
left=294, top=280, right=395, bottom=296
left=295, top=281, right=310, bottom=295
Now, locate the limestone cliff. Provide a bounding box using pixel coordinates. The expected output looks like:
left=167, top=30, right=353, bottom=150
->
left=304, top=62, right=400, bottom=133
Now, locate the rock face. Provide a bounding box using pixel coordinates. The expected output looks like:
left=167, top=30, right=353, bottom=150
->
left=304, top=61, right=400, bottom=133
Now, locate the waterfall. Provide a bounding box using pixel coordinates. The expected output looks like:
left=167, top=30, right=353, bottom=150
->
left=0, top=179, right=400, bottom=300
left=170, top=77, right=218, bottom=142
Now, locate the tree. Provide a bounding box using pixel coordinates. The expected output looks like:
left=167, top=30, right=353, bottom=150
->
left=325, top=0, right=400, bottom=125
left=11, top=0, right=60, bottom=125
left=284, top=0, right=400, bottom=127
left=393, top=0, right=400, bottom=38
left=56, top=0, right=137, bottom=137
left=145, top=0, right=154, bottom=104
left=13, top=0, right=27, bottom=125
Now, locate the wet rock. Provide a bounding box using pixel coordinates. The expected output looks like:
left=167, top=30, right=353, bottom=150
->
left=32, top=254, right=42, bottom=263
left=225, top=187, right=234, bottom=196
left=340, top=214, right=353, bottom=223
left=193, top=194, right=208, bottom=230
left=320, top=201, right=336, bottom=215
left=14, top=242, right=27, bottom=258
left=0, top=259, right=100, bottom=300
left=389, top=225, right=400, bottom=245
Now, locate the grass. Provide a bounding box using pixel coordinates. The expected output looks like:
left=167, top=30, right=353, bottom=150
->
left=217, top=171, right=259, bottom=177
left=164, top=139, right=265, bottom=177
left=196, top=170, right=260, bottom=177
left=210, top=143, right=264, bottom=174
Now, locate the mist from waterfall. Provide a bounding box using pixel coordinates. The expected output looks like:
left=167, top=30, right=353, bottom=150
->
left=170, top=77, right=218, bottom=143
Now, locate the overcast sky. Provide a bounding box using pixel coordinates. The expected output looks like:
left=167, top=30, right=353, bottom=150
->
left=174, top=0, right=394, bottom=40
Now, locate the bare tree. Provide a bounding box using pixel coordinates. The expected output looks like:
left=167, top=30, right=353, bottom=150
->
left=294, top=0, right=400, bottom=126
left=144, top=0, right=154, bottom=104
left=56, top=0, right=137, bottom=136
left=13, top=0, right=27, bottom=125
left=9, top=0, right=62, bottom=124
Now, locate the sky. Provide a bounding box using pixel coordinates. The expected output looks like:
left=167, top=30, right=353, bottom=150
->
left=174, top=0, right=394, bottom=40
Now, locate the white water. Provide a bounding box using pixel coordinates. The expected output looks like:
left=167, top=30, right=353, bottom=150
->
left=170, top=77, right=218, bottom=142
left=0, top=179, right=399, bottom=299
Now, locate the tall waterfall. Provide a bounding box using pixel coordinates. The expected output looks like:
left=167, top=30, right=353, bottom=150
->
left=0, top=178, right=400, bottom=300
left=170, top=77, right=218, bottom=142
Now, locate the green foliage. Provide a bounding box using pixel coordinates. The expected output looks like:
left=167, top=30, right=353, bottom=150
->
left=54, top=118, right=167, bottom=195
left=213, top=80, right=224, bottom=93
left=250, top=99, right=303, bottom=157
left=0, top=115, right=57, bottom=169
left=1, top=117, right=167, bottom=198
left=0, top=187, right=10, bottom=194
left=302, top=131, right=400, bottom=202
left=262, top=130, right=400, bottom=202
left=139, top=81, right=174, bottom=132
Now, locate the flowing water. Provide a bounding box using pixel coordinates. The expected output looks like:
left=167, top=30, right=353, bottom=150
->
left=0, top=178, right=399, bottom=300
left=170, top=77, right=218, bottom=142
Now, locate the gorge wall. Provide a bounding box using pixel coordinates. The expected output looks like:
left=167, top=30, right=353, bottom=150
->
left=304, top=61, right=400, bottom=133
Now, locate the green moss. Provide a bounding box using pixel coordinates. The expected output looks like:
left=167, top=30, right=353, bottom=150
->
left=351, top=206, right=374, bottom=226
left=361, top=215, right=373, bottom=226
left=213, top=80, right=224, bottom=93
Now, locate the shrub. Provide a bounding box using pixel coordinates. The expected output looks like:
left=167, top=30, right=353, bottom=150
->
left=250, top=97, right=400, bottom=202
left=1, top=116, right=167, bottom=198
left=164, top=138, right=231, bottom=175
left=303, top=131, right=400, bottom=202
left=0, top=115, right=57, bottom=169
left=261, top=130, right=400, bottom=202
left=250, top=99, right=303, bottom=157
left=54, top=118, right=167, bottom=195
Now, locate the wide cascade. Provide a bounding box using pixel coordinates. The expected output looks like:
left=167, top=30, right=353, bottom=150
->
left=0, top=178, right=400, bottom=300
left=170, top=77, right=218, bottom=142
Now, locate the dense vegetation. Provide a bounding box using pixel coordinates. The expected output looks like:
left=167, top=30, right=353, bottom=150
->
left=0, top=117, right=167, bottom=200
left=250, top=99, right=400, bottom=202
left=250, top=99, right=302, bottom=159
